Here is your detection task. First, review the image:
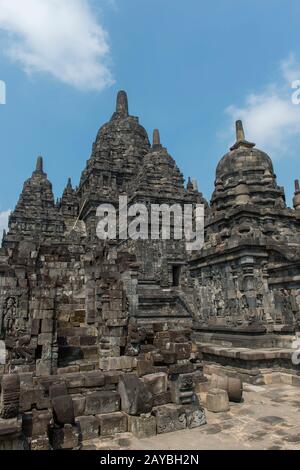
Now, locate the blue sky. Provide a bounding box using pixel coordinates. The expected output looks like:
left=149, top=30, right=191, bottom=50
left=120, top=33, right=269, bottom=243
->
left=0, top=0, right=300, bottom=231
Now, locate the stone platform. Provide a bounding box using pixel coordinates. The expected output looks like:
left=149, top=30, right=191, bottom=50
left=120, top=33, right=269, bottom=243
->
left=81, top=382, right=300, bottom=450
left=196, top=342, right=300, bottom=384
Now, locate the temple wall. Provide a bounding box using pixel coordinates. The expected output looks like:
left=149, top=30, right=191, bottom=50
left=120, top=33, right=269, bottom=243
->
left=191, top=258, right=300, bottom=328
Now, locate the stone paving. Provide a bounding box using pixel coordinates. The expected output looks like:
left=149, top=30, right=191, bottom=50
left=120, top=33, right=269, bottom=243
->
left=82, top=383, right=300, bottom=450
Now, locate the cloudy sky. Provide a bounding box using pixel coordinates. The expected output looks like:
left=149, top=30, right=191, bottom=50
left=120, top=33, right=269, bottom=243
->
left=0, top=0, right=300, bottom=233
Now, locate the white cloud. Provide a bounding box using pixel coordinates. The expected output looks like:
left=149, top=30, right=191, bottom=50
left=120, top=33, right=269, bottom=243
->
left=225, top=54, right=300, bottom=158
left=0, top=210, right=10, bottom=234
left=0, top=0, right=114, bottom=91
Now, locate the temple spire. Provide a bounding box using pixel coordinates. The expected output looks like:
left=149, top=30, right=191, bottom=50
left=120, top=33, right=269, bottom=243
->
left=152, top=129, right=162, bottom=149
left=295, top=179, right=300, bottom=192
left=236, top=120, right=245, bottom=142
left=35, top=156, right=44, bottom=174
left=230, top=120, right=255, bottom=151
left=116, top=90, right=129, bottom=117
left=187, top=177, right=194, bottom=192
left=67, top=177, right=72, bottom=190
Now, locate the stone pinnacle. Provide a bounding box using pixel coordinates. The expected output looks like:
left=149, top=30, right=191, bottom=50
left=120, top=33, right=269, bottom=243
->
left=35, top=156, right=44, bottom=174
left=153, top=129, right=161, bottom=148
left=236, top=120, right=245, bottom=142
left=230, top=120, right=255, bottom=151
left=116, top=90, right=129, bottom=117
left=187, top=177, right=194, bottom=191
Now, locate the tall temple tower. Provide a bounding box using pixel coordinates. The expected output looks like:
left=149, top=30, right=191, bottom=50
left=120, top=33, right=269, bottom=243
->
left=0, top=91, right=205, bottom=372
left=191, top=121, right=300, bottom=351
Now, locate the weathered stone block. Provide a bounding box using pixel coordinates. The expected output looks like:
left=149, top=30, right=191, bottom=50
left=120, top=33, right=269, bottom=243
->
left=80, top=336, right=97, bottom=346
left=72, top=310, right=86, bottom=324
left=79, top=363, right=95, bottom=372
left=161, top=351, right=177, bottom=364
left=52, top=395, right=75, bottom=425
left=152, top=391, right=172, bottom=407
left=100, top=356, right=137, bottom=371
left=64, top=373, right=85, bottom=389
left=25, top=410, right=52, bottom=437
left=142, top=373, right=168, bottom=396
left=57, top=366, right=80, bottom=375
left=49, top=382, right=68, bottom=400
left=36, top=360, right=52, bottom=377
left=137, top=359, right=154, bottom=376
left=206, top=388, right=230, bottom=413
left=153, top=404, right=187, bottom=434
left=41, top=319, right=53, bottom=333
left=0, top=417, right=22, bottom=437
left=72, top=394, right=86, bottom=417
left=82, top=346, right=98, bottom=360
left=84, top=371, right=105, bottom=388
left=151, top=352, right=164, bottom=365
left=128, top=415, right=157, bottom=438
left=85, top=391, right=120, bottom=415
left=38, top=333, right=53, bottom=345
left=168, top=342, right=192, bottom=360
left=31, top=319, right=40, bottom=336
left=183, top=404, right=206, bottom=428
left=20, top=388, right=38, bottom=412
left=118, top=374, right=153, bottom=416
left=169, top=373, right=195, bottom=405
left=210, top=375, right=243, bottom=403
left=97, top=412, right=127, bottom=436
left=169, top=363, right=194, bottom=375
left=104, top=371, right=122, bottom=385
left=19, top=372, right=33, bottom=388
left=0, top=374, right=20, bottom=419
left=75, top=415, right=99, bottom=441
left=52, top=424, right=80, bottom=450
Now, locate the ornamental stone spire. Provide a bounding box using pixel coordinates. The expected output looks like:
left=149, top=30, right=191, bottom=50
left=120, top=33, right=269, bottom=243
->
left=115, top=90, right=129, bottom=118
left=67, top=177, right=72, bottom=190
left=152, top=129, right=162, bottom=150
left=230, top=120, right=255, bottom=151
left=236, top=120, right=245, bottom=142
left=35, top=156, right=44, bottom=175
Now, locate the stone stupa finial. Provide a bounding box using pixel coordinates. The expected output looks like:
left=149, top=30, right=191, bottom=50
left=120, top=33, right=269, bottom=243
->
left=187, top=177, right=194, bottom=192
left=116, top=90, right=129, bottom=118
left=67, top=177, right=72, bottom=189
left=35, top=156, right=44, bottom=174
left=295, top=179, right=300, bottom=192
left=152, top=129, right=162, bottom=149
left=236, top=120, right=245, bottom=142
left=230, top=120, right=255, bottom=151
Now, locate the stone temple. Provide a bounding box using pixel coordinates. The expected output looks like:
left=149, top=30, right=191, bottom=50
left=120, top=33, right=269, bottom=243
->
left=0, top=91, right=299, bottom=449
